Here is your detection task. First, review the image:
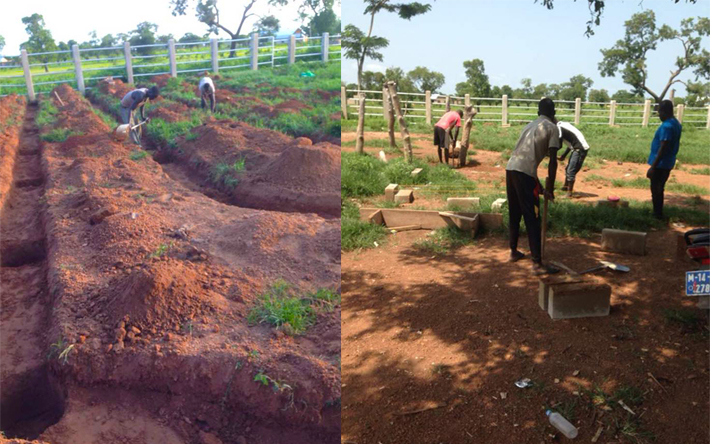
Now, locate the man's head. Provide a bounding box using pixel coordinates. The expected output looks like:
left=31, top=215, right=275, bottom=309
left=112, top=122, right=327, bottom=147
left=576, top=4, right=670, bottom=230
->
left=457, top=109, right=463, bottom=118
left=658, top=100, right=674, bottom=121
left=538, top=98, right=556, bottom=119
left=147, top=86, right=160, bottom=100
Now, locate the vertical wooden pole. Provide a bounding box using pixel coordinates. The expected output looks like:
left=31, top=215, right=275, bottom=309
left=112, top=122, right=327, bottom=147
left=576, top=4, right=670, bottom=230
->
left=341, top=86, right=347, bottom=119
left=385, top=87, right=396, bottom=149
left=387, top=81, right=413, bottom=163
left=608, top=100, right=617, bottom=126
left=706, top=105, right=710, bottom=130
left=425, top=90, right=431, bottom=124
left=642, top=99, right=651, bottom=127
left=502, top=94, right=509, bottom=127
left=458, top=105, right=478, bottom=168
left=123, top=42, right=134, bottom=85
left=382, top=86, right=388, bottom=121
left=676, top=104, right=684, bottom=123
left=72, top=44, right=85, bottom=93
left=574, top=97, right=581, bottom=125
left=21, top=50, right=35, bottom=102
left=355, top=94, right=366, bottom=154
left=465, top=94, right=470, bottom=107
left=445, top=95, right=451, bottom=112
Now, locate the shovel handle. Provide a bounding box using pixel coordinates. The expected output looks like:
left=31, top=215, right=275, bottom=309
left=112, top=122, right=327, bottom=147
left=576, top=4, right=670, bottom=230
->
left=579, top=265, right=606, bottom=275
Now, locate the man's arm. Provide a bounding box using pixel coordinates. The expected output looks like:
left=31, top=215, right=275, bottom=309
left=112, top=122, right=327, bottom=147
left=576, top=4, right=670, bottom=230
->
left=139, top=103, right=146, bottom=121
left=647, top=140, right=669, bottom=178
left=546, top=126, right=561, bottom=200
left=558, top=147, right=571, bottom=161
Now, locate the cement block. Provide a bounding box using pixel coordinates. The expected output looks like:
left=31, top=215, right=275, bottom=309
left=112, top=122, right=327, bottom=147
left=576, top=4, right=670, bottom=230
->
left=439, top=212, right=479, bottom=233
left=491, top=198, right=507, bottom=212
left=367, top=210, right=384, bottom=225
left=548, top=282, right=611, bottom=319
left=411, top=168, right=423, bottom=177
left=538, top=275, right=589, bottom=311
left=478, top=213, right=504, bottom=231
left=395, top=190, right=414, bottom=204
left=601, top=228, right=647, bottom=256
left=385, top=184, right=399, bottom=202
left=447, top=197, right=480, bottom=210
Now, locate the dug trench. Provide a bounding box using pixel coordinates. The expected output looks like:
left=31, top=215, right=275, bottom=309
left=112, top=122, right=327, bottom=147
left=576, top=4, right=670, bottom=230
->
left=88, top=78, right=341, bottom=219
left=0, top=86, right=340, bottom=444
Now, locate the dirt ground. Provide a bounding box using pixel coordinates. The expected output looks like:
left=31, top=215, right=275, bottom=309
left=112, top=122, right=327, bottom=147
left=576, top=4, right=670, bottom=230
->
left=341, top=131, right=710, bottom=443
left=0, top=84, right=340, bottom=443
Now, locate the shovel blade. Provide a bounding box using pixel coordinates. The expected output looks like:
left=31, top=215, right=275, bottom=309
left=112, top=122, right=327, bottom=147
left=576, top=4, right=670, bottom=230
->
left=114, top=124, right=130, bottom=141
left=600, top=260, right=630, bottom=272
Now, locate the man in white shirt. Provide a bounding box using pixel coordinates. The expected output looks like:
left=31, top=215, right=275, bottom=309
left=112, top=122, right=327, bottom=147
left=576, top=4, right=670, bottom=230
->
left=557, top=121, right=590, bottom=197
left=198, top=74, right=216, bottom=113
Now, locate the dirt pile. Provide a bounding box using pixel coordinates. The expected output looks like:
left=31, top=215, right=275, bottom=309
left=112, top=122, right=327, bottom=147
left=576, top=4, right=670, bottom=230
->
left=51, top=84, right=109, bottom=136
left=0, top=94, right=27, bottom=209
left=259, top=143, right=340, bottom=193
left=151, top=102, right=190, bottom=123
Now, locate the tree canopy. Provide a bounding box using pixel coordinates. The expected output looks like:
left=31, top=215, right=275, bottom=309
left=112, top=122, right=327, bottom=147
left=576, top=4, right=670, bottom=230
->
left=408, top=66, right=445, bottom=93
left=455, top=59, right=491, bottom=98
left=20, top=14, right=58, bottom=71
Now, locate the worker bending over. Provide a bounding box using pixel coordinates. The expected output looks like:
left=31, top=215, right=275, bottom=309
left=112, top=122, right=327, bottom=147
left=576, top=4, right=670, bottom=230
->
left=433, top=109, right=463, bottom=164
left=119, top=85, right=159, bottom=146
left=199, top=74, right=216, bottom=113
left=557, top=121, right=590, bottom=197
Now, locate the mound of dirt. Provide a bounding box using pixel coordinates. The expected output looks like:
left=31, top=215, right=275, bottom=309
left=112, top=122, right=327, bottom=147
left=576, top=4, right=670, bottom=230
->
left=273, top=99, right=312, bottom=114
left=101, top=261, right=229, bottom=331
left=151, top=102, right=190, bottom=123
left=259, top=143, right=340, bottom=193
left=51, top=85, right=109, bottom=136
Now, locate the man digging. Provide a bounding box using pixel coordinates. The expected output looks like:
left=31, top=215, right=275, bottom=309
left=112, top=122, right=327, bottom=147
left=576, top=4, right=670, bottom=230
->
left=433, top=109, right=463, bottom=164
left=505, top=98, right=560, bottom=275
left=119, top=85, right=160, bottom=146
left=199, top=73, right=217, bottom=113
left=557, top=120, right=590, bottom=197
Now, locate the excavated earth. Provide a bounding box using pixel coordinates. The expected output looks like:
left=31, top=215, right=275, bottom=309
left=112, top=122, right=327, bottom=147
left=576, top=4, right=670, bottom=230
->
left=0, top=86, right=340, bottom=444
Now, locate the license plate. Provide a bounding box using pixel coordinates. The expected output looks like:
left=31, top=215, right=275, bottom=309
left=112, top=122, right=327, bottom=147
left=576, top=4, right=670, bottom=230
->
left=686, top=270, right=710, bottom=296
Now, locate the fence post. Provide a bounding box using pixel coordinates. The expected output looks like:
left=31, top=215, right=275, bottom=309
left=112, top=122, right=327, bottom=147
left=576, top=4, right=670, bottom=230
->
left=425, top=90, right=431, bottom=124
left=608, top=100, right=617, bottom=126
left=669, top=89, right=675, bottom=103
left=123, top=42, right=134, bottom=85
left=465, top=94, right=470, bottom=107
left=211, top=39, right=219, bottom=73
left=288, top=35, right=296, bottom=64
left=502, top=94, right=509, bottom=127
left=322, top=32, right=329, bottom=62
left=251, top=33, right=259, bottom=70
left=574, top=97, right=581, bottom=125
left=71, top=44, right=85, bottom=94
left=168, top=39, right=177, bottom=78
left=676, top=104, right=684, bottom=123
left=706, top=105, right=710, bottom=130
left=642, top=99, right=651, bottom=128
left=382, top=86, right=389, bottom=121
left=341, top=86, right=348, bottom=119
left=445, top=95, right=451, bottom=112
left=20, top=50, right=35, bottom=102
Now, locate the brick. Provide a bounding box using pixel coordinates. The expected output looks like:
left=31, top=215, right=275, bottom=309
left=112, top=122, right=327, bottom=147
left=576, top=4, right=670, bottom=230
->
left=446, top=197, right=480, bottom=210
left=395, top=190, right=414, bottom=204
left=385, top=184, right=399, bottom=202
left=491, top=198, right=507, bottom=212
left=538, top=275, right=589, bottom=311
left=601, top=228, right=647, bottom=256
left=411, top=168, right=423, bottom=177
left=548, top=282, right=611, bottom=319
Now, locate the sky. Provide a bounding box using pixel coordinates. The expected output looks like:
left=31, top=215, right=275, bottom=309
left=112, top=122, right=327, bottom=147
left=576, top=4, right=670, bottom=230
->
left=342, top=0, right=710, bottom=97
left=1, top=0, right=338, bottom=56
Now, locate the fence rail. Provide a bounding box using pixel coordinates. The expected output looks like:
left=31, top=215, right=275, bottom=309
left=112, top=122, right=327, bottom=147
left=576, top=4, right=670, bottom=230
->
left=0, top=33, right=341, bottom=99
left=342, top=88, right=710, bottom=129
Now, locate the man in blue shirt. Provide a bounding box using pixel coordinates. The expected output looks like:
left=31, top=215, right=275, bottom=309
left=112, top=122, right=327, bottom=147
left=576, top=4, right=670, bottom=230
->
left=646, top=100, right=682, bottom=220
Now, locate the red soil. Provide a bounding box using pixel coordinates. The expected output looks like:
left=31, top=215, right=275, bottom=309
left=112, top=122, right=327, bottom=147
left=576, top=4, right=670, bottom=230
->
left=0, top=95, right=27, bottom=209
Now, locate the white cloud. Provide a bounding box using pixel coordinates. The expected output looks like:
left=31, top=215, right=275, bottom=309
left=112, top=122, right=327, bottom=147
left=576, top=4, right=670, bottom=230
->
left=364, top=62, right=386, bottom=73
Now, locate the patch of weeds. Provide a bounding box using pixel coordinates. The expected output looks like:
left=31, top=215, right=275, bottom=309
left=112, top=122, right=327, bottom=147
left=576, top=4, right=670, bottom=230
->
left=185, top=132, right=199, bottom=141
left=41, top=128, right=82, bottom=143
left=36, top=99, right=59, bottom=127
left=549, top=397, right=579, bottom=423
left=304, top=288, right=341, bottom=312
left=94, top=108, right=118, bottom=128
left=248, top=349, right=260, bottom=360
left=614, top=416, right=656, bottom=444
left=48, top=338, right=73, bottom=364
left=211, top=158, right=245, bottom=189
left=129, top=150, right=150, bottom=161
left=148, top=242, right=173, bottom=259
left=254, top=370, right=293, bottom=394
left=341, top=200, right=387, bottom=251
left=611, top=385, right=644, bottom=407
left=689, top=167, right=710, bottom=175
left=64, top=185, right=77, bottom=194
left=663, top=308, right=706, bottom=333
left=413, top=226, right=475, bottom=255
left=247, top=279, right=316, bottom=334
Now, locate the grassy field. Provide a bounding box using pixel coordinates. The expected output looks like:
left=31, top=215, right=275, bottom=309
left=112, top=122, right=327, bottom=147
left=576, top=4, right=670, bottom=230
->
left=342, top=118, right=710, bottom=165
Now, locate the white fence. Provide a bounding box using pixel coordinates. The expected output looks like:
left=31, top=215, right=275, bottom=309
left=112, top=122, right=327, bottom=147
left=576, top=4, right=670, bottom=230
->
left=342, top=88, right=710, bottom=129
left=0, top=33, right=341, bottom=100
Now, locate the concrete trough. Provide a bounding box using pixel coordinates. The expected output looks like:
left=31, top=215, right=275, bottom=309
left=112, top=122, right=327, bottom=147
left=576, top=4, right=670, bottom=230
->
left=359, top=207, right=494, bottom=235
left=548, top=281, right=611, bottom=320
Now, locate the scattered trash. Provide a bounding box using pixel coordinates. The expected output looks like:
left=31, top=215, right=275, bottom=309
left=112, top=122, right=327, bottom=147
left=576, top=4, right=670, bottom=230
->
left=514, top=378, right=533, bottom=388
left=379, top=151, right=387, bottom=162
left=554, top=378, right=560, bottom=384
left=546, top=410, right=578, bottom=439
left=500, top=392, right=507, bottom=399
left=299, top=70, right=315, bottom=77
left=130, top=212, right=138, bottom=219
left=572, top=370, right=580, bottom=376
left=672, top=222, right=686, bottom=228
left=373, top=241, right=379, bottom=247
left=591, top=426, right=604, bottom=442
left=617, top=400, right=636, bottom=415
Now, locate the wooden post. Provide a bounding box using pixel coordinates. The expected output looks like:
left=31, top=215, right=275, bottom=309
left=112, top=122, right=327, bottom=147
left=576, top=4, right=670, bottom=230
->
left=72, top=44, right=85, bottom=94
left=608, top=100, right=617, bottom=126
left=341, top=86, right=347, bottom=119
left=321, top=32, right=329, bottom=62
left=642, top=99, right=651, bottom=127
left=123, top=42, right=134, bottom=85
left=574, top=97, right=581, bottom=125
left=382, top=86, right=389, bottom=121
left=425, top=90, right=432, bottom=124
left=21, top=50, right=35, bottom=102
left=502, top=94, right=509, bottom=127
left=458, top=105, right=478, bottom=167
left=706, top=105, right=710, bottom=130
left=386, top=81, right=413, bottom=162
left=251, top=33, right=259, bottom=70
left=465, top=94, right=470, bottom=107
left=168, top=39, right=177, bottom=77
left=211, top=39, right=219, bottom=73
left=355, top=93, right=366, bottom=155
left=288, top=35, right=296, bottom=64
left=676, top=104, right=684, bottom=123
left=669, top=89, right=675, bottom=103
left=445, top=95, right=451, bottom=112
left=385, top=87, right=396, bottom=149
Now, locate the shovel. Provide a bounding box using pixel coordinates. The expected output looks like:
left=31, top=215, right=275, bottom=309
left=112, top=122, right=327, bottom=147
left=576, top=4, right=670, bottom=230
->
left=579, top=260, right=630, bottom=274
left=114, top=120, right=149, bottom=142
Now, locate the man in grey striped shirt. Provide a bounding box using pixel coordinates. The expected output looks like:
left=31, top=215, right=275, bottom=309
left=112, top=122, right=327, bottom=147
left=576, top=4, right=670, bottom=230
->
left=557, top=121, right=590, bottom=197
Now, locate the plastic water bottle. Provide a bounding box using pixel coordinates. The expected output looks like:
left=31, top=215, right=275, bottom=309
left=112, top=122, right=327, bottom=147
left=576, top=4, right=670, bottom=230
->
left=546, top=410, right=578, bottom=439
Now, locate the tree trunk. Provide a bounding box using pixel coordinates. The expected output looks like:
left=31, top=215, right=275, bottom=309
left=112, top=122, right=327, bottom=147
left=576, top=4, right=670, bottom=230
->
left=385, top=87, right=396, bottom=149
left=458, top=105, right=478, bottom=168
left=445, top=95, right=450, bottom=112
left=356, top=93, right=366, bottom=154
left=386, top=81, right=413, bottom=163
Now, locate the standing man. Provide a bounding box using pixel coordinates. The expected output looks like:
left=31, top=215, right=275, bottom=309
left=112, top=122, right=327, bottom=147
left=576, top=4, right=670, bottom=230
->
left=120, top=85, right=160, bottom=146
left=506, top=98, right=560, bottom=275
left=557, top=121, right=590, bottom=197
left=199, top=74, right=217, bottom=113
left=647, top=99, right=682, bottom=220
left=433, top=109, right=463, bottom=164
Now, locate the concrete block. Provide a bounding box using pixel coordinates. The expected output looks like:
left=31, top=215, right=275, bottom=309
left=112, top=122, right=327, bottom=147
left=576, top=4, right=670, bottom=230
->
left=367, top=210, right=384, bottom=225
left=478, top=213, right=504, bottom=231
left=548, top=282, right=611, bottom=319
left=601, top=228, right=647, bottom=256
left=491, top=198, right=507, bottom=212
left=411, top=168, right=423, bottom=177
left=538, top=275, right=589, bottom=311
left=385, top=184, right=399, bottom=202
left=395, top=190, right=414, bottom=204
left=447, top=197, right=480, bottom=210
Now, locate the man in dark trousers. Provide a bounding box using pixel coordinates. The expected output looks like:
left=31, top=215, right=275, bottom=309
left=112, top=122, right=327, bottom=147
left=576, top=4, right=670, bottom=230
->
left=119, top=85, right=159, bottom=146
left=557, top=120, right=590, bottom=197
left=505, top=98, right=560, bottom=275
left=646, top=100, right=682, bottom=219
left=199, top=73, right=216, bottom=113
left=433, top=109, right=463, bottom=164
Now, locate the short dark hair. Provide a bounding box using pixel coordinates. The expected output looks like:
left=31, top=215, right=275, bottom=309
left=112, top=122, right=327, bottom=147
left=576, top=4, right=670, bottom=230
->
left=457, top=109, right=464, bottom=117
left=147, top=86, right=160, bottom=99
left=538, top=98, right=555, bottom=118
left=659, top=99, right=674, bottom=115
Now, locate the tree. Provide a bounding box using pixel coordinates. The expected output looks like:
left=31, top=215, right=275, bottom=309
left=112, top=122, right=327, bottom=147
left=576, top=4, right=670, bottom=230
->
left=599, top=11, right=710, bottom=103
left=454, top=59, right=491, bottom=98
left=536, top=0, right=698, bottom=37
left=20, top=14, right=58, bottom=72
left=588, top=88, right=610, bottom=103
left=179, top=33, right=203, bottom=43
left=684, top=80, right=710, bottom=106
left=611, top=89, right=643, bottom=103
left=407, top=66, right=445, bottom=93
left=300, top=0, right=341, bottom=35
left=0, top=35, right=5, bottom=54
left=559, top=74, right=593, bottom=101
left=533, top=83, right=549, bottom=99
left=342, top=0, right=431, bottom=90
left=170, top=0, right=288, bottom=57
left=254, top=15, right=280, bottom=35
left=385, top=67, right=415, bottom=93
left=129, top=22, right=159, bottom=55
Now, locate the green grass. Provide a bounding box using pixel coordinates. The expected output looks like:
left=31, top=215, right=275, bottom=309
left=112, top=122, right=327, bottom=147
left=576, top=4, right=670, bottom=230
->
left=689, top=167, right=710, bottom=175
left=412, top=226, right=476, bottom=255
left=210, top=158, right=245, bottom=189
left=663, top=308, right=707, bottom=333
left=341, top=200, right=388, bottom=251
left=41, top=128, right=82, bottom=143
left=145, top=114, right=203, bottom=149
left=586, top=174, right=708, bottom=195
left=36, top=99, right=59, bottom=127
left=129, top=150, right=150, bottom=161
